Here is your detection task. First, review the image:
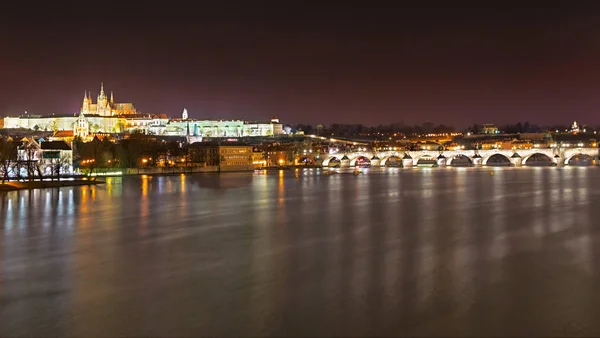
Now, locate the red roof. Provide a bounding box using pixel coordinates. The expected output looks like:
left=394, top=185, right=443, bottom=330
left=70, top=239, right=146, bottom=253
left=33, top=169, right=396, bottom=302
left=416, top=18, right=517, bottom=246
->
left=53, top=130, right=74, bottom=137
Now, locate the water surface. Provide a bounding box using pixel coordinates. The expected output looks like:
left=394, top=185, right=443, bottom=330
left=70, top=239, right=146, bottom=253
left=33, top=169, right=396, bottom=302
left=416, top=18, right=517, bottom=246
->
left=2, top=167, right=600, bottom=336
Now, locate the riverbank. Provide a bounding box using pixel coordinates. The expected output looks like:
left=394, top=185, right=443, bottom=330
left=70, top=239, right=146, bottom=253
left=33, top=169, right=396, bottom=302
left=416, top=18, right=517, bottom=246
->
left=0, top=179, right=104, bottom=191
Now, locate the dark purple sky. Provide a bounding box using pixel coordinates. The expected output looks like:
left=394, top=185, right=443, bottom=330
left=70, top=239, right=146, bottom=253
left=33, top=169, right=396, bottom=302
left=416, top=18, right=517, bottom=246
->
left=2, top=1, right=600, bottom=127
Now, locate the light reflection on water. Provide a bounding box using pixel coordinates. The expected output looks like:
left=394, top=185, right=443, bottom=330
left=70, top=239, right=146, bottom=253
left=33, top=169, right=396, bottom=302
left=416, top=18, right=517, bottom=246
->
left=1, top=167, right=600, bottom=336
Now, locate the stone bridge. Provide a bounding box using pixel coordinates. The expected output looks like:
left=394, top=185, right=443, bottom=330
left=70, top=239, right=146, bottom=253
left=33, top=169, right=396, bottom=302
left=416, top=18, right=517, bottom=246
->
left=321, top=148, right=599, bottom=167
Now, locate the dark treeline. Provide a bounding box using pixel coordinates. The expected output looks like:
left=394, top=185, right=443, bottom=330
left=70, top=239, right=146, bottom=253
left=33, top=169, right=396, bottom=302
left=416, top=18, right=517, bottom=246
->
left=295, top=121, right=587, bottom=137
left=293, top=122, right=455, bottom=138
left=75, top=132, right=188, bottom=170
left=467, top=122, right=575, bottom=134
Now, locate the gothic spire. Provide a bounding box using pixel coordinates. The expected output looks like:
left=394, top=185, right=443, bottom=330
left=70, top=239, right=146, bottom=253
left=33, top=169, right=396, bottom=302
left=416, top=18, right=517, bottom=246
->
left=110, top=91, right=114, bottom=104
left=100, top=82, right=104, bottom=95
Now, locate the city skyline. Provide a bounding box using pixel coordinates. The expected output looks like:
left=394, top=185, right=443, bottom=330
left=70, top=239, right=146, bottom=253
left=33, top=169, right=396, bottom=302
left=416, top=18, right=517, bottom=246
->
left=2, top=2, right=600, bottom=126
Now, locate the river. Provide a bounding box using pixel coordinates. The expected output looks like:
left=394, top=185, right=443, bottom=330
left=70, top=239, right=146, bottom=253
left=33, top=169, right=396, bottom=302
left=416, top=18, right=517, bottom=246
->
left=1, top=167, right=600, bottom=336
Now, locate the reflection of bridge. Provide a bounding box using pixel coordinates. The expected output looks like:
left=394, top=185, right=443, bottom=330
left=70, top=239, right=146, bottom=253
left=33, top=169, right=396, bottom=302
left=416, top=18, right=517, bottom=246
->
left=322, top=148, right=599, bottom=167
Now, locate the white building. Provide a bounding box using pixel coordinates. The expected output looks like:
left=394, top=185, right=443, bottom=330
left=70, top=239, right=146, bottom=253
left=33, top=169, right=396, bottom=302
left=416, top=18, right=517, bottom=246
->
left=3, top=106, right=284, bottom=138
left=4, top=113, right=126, bottom=133
left=17, top=138, right=73, bottom=177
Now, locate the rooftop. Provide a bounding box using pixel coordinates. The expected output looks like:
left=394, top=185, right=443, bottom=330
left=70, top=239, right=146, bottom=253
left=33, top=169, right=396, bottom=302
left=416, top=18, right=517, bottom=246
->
left=41, top=141, right=71, bottom=150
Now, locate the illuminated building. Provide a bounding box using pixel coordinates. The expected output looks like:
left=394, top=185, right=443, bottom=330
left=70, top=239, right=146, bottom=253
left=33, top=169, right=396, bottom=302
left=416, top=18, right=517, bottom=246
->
left=3, top=113, right=126, bottom=135
left=3, top=91, right=284, bottom=139
left=188, top=141, right=254, bottom=171
left=158, top=111, right=284, bottom=137
left=480, top=124, right=499, bottom=134
left=251, top=148, right=266, bottom=169
left=17, top=138, right=73, bottom=176
left=81, top=83, right=136, bottom=116
left=570, top=121, right=581, bottom=133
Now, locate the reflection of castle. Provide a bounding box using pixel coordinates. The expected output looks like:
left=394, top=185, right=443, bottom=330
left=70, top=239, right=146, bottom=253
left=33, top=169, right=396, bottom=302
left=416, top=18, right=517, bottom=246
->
left=81, top=83, right=136, bottom=116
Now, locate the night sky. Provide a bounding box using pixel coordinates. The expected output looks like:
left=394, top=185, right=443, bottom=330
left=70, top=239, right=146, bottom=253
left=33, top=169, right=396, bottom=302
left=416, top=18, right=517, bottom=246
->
left=2, top=1, right=600, bottom=127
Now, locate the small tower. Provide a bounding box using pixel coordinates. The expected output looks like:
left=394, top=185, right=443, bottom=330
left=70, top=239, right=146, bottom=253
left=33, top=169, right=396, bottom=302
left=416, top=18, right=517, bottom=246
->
left=110, top=91, right=114, bottom=105
left=81, top=91, right=90, bottom=114
left=75, top=111, right=90, bottom=139
left=182, top=108, right=188, bottom=120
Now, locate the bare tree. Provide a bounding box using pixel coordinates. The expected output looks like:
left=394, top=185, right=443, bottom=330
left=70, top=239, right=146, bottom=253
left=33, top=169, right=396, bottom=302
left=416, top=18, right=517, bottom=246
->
left=0, top=137, right=17, bottom=183
left=24, top=143, right=39, bottom=181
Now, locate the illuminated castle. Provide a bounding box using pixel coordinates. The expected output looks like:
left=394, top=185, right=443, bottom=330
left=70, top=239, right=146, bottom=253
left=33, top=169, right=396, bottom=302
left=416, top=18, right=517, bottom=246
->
left=81, top=83, right=136, bottom=116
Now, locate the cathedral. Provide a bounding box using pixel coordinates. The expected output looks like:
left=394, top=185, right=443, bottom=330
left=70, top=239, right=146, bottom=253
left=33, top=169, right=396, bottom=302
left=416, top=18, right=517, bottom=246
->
left=81, top=83, right=136, bottom=116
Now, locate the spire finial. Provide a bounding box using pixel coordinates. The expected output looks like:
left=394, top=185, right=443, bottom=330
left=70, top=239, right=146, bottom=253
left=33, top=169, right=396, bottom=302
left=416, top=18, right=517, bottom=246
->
left=110, top=91, right=114, bottom=104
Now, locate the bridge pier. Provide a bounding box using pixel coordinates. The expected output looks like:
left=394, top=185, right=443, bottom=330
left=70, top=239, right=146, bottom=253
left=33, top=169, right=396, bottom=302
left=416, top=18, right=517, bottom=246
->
left=402, top=154, right=413, bottom=168
left=472, top=154, right=483, bottom=167
left=340, top=155, right=350, bottom=168
left=437, top=155, right=446, bottom=167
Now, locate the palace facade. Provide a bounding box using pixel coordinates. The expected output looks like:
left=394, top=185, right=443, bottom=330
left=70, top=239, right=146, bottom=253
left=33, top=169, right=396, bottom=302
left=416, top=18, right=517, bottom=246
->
left=2, top=85, right=285, bottom=140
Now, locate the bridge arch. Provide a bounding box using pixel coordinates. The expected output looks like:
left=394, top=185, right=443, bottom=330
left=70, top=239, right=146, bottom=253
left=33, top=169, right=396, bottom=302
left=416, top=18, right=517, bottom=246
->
left=522, top=152, right=553, bottom=166
left=380, top=155, right=402, bottom=167
left=322, top=156, right=341, bottom=167
left=565, top=153, right=596, bottom=166
left=483, top=153, right=512, bottom=166
left=415, top=154, right=438, bottom=166
left=350, top=156, right=371, bottom=166
left=448, top=154, right=473, bottom=167
left=298, top=156, right=314, bottom=165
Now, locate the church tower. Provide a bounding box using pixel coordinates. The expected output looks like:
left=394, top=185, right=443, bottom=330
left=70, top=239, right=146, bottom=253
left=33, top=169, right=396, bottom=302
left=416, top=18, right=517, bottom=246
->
left=96, top=83, right=111, bottom=116
left=81, top=91, right=90, bottom=114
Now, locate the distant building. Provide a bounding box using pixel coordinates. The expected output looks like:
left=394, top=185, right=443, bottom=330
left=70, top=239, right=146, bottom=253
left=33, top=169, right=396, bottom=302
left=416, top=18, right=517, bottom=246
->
left=251, top=147, right=266, bottom=169
left=189, top=140, right=254, bottom=171
left=570, top=121, right=581, bottom=133
left=480, top=124, right=499, bottom=134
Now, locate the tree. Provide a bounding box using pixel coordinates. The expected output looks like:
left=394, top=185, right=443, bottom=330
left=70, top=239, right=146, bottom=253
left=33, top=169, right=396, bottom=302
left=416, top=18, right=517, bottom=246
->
left=50, top=119, right=59, bottom=133
left=91, top=123, right=102, bottom=133
left=24, top=142, right=40, bottom=181
left=0, top=137, right=17, bottom=183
